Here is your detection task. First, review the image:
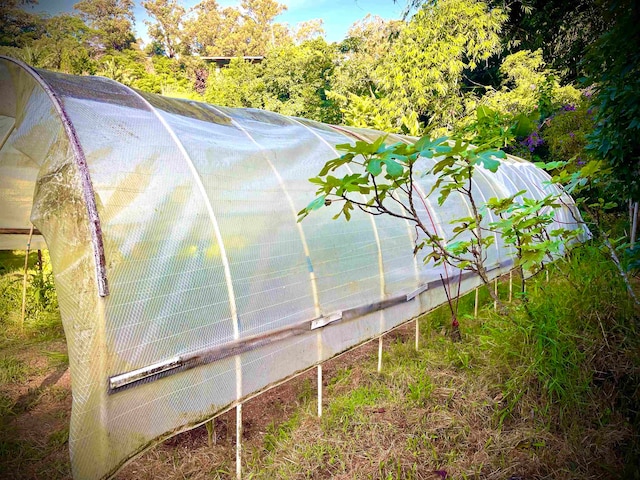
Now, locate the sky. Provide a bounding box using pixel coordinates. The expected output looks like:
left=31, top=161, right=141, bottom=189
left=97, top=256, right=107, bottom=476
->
left=30, top=0, right=406, bottom=44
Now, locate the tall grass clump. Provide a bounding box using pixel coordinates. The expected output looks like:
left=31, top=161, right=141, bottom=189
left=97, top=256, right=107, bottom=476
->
left=0, top=250, right=62, bottom=343
left=477, top=244, right=638, bottom=430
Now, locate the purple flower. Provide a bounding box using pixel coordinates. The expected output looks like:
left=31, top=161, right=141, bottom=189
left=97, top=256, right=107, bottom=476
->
left=577, top=157, right=586, bottom=166
left=521, top=130, right=544, bottom=152
left=568, top=132, right=575, bottom=138
left=562, top=104, right=576, bottom=111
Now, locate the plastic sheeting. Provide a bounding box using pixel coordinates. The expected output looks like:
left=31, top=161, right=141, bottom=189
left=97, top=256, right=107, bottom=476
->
left=0, top=56, right=586, bottom=480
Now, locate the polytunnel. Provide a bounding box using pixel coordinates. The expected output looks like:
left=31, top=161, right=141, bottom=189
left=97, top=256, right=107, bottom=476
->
left=0, top=56, right=585, bottom=479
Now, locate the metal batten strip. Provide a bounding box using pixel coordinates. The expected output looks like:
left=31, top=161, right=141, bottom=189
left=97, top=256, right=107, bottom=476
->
left=1, top=56, right=109, bottom=296
left=0, top=228, right=43, bottom=235
left=119, top=88, right=241, bottom=341
left=107, top=269, right=476, bottom=394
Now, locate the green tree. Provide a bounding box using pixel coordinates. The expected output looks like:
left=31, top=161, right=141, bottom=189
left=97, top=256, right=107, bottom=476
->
left=260, top=39, right=339, bottom=123
left=33, top=14, right=96, bottom=74
left=494, top=0, right=607, bottom=81
left=469, top=49, right=581, bottom=129
left=204, top=57, right=265, bottom=107
left=0, top=0, right=43, bottom=48
left=332, top=0, right=506, bottom=134
left=293, top=19, right=325, bottom=44
left=185, top=0, right=289, bottom=57
left=204, top=39, right=339, bottom=123
left=329, top=15, right=403, bottom=130
left=381, top=0, right=506, bottom=133
left=583, top=0, right=640, bottom=202
left=74, top=0, right=135, bottom=51
left=142, top=0, right=186, bottom=58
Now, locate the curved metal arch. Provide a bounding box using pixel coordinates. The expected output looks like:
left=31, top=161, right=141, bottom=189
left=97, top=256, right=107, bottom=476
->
left=114, top=85, right=241, bottom=346
left=0, top=56, right=110, bottom=296
left=291, top=121, right=388, bottom=298
left=203, top=104, right=322, bottom=319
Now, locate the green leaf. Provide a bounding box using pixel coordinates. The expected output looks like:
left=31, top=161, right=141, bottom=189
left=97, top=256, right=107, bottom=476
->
left=383, top=158, right=403, bottom=177
left=475, top=150, right=503, bottom=172
left=306, top=195, right=326, bottom=211
left=512, top=114, right=534, bottom=137
left=367, top=159, right=382, bottom=176
left=476, top=105, right=495, bottom=120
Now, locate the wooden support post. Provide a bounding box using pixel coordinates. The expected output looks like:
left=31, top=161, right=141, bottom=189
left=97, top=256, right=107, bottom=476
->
left=205, top=419, right=216, bottom=447
left=632, top=201, right=639, bottom=248
left=317, top=365, right=322, bottom=418
left=508, top=271, right=513, bottom=303
left=236, top=404, right=242, bottom=480
left=474, top=287, right=479, bottom=317
left=415, top=318, right=419, bottom=351
left=493, top=279, right=498, bottom=311
left=546, top=269, right=549, bottom=283
left=377, top=336, right=383, bottom=373
left=20, top=225, right=34, bottom=333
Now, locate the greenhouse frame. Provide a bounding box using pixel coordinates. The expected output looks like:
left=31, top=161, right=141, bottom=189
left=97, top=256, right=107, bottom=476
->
left=0, top=56, right=585, bottom=480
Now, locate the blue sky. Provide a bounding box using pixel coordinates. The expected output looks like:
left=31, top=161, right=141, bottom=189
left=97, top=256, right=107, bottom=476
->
left=31, top=0, right=406, bottom=43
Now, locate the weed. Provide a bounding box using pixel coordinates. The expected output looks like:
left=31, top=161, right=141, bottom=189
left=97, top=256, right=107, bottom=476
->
left=0, top=393, right=15, bottom=419
left=263, top=413, right=300, bottom=452
left=43, top=350, right=69, bottom=367
left=0, top=250, right=63, bottom=344
left=407, top=375, right=434, bottom=406
left=0, top=356, right=27, bottom=385
left=323, top=384, right=390, bottom=432
left=296, top=378, right=314, bottom=406
left=47, top=427, right=69, bottom=448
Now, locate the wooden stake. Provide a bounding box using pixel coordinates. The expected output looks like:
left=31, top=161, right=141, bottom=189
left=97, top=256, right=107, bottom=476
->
left=377, top=336, right=383, bottom=373
left=508, top=271, right=513, bottom=302
left=474, top=287, right=479, bottom=317
left=236, top=404, right=242, bottom=480
left=632, top=201, right=639, bottom=248
left=205, top=419, right=216, bottom=447
left=20, top=225, right=34, bottom=333
left=493, top=279, right=498, bottom=310
left=546, top=269, right=549, bottom=283
left=415, top=318, right=419, bottom=351
left=317, top=365, right=322, bottom=418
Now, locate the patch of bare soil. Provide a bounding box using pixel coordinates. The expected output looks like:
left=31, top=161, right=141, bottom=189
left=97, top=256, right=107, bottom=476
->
left=116, top=328, right=407, bottom=479
left=0, top=342, right=72, bottom=480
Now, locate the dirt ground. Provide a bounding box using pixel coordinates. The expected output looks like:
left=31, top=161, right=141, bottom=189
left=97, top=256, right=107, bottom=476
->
left=0, top=322, right=411, bottom=480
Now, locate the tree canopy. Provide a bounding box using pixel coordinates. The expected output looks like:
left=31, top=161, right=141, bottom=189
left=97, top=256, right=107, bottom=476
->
left=0, top=0, right=637, bottom=202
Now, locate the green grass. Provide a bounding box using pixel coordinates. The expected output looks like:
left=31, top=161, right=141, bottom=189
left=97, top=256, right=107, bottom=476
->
left=0, top=250, right=63, bottom=346
left=238, top=243, right=640, bottom=479
left=0, top=356, right=27, bottom=386
left=2, top=244, right=640, bottom=479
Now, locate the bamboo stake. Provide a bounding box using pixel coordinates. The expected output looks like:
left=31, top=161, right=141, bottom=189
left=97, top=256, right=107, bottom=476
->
left=632, top=201, right=639, bottom=248
left=236, top=404, right=242, bottom=480
left=508, top=271, right=513, bottom=302
left=317, top=365, right=322, bottom=418
left=474, top=287, right=479, bottom=317
left=415, top=318, right=419, bottom=351
left=20, top=225, right=34, bottom=333
left=493, top=279, right=498, bottom=310
left=377, top=336, right=383, bottom=373
left=205, top=419, right=216, bottom=447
